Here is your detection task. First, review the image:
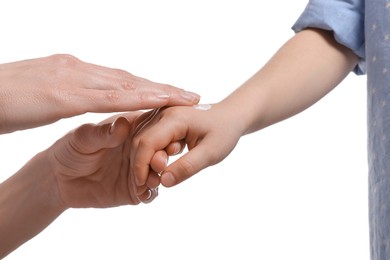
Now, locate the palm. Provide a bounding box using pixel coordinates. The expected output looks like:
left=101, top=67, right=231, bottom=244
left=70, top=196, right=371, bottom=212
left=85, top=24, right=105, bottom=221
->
left=59, top=143, right=134, bottom=208
left=48, top=115, right=158, bottom=209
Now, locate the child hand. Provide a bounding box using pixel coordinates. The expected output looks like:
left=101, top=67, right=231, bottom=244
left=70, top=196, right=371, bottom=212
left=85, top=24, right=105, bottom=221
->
left=130, top=103, right=245, bottom=189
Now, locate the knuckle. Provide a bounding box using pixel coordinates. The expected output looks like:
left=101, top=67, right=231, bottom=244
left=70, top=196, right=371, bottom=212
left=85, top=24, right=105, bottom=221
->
left=120, top=78, right=136, bottom=91
left=137, top=91, right=149, bottom=103
left=114, top=68, right=132, bottom=78
left=72, top=123, right=89, bottom=137
left=104, top=89, right=120, bottom=104
left=113, top=69, right=138, bottom=90
left=71, top=123, right=94, bottom=144
left=46, top=55, right=81, bottom=89
left=176, top=158, right=196, bottom=178
left=49, top=54, right=80, bottom=66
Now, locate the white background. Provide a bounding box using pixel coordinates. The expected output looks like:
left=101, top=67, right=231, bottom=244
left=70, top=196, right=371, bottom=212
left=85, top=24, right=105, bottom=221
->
left=0, top=1, right=369, bottom=259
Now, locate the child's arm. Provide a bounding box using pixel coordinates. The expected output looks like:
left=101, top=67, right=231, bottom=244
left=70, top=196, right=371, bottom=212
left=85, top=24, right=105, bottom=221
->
left=131, top=28, right=359, bottom=188
left=226, top=28, right=358, bottom=135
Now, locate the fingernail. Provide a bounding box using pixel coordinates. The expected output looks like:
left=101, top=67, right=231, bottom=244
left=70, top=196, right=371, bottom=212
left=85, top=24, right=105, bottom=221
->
left=109, top=121, right=116, bottom=134
left=141, top=187, right=159, bottom=204
left=172, top=143, right=181, bottom=155
left=145, top=188, right=152, bottom=200
left=164, top=157, right=169, bottom=167
left=156, top=93, right=170, bottom=99
left=181, top=91, right=200, bottom=102
left=161, top=172, right=176, bottom=187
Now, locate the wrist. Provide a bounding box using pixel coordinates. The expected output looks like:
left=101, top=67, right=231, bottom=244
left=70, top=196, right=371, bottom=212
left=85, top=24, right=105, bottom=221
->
left=0, top=151, right=66, bottom=257
left=218, top=85, right=267, bottom=136
left=32, top=151, right=68, bottom=213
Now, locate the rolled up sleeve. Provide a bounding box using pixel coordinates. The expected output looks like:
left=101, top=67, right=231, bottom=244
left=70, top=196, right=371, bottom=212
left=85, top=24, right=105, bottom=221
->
left=292, top=0, right=365, bottom=74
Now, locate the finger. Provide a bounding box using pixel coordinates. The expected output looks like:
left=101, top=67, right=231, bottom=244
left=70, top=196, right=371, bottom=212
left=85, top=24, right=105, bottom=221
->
left=70, top=117, right=130, bottom=154
left=160, top=139, right=218, bottom=187
left=146, top=172, right=161, bottom=189
left=150, top=150, right=168, bottom=173
left=78, top=76, right=200, bottom=113
left=165, top=140, right=186, bottom=156
left=77, top=57, right=200, bottom=108
left=113, top=74, right=201, bottom=108
left=136, top=184, right=148, bottom=196
left=131, top=120, right=186, bottom=187
left=133, top=108, right=161, bottom=136
left=127, top=76, right=201, bottom=108
left=138, top=187, right=158, bottom=204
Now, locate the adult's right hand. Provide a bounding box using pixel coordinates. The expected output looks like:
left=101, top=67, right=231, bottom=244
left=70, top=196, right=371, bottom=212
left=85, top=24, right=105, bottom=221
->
left=0, top=54, right=200, bottom=134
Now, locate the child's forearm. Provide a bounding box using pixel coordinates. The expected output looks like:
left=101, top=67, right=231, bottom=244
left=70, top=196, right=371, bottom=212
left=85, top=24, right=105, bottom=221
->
left=130, top=29, right=360, bottom=188
left=0, top=152, right=65, bottom=258
left=222, top=28, right=359, bottom=135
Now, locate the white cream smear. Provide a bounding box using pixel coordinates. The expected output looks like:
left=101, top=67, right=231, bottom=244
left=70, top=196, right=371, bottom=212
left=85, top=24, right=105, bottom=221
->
left=192, top=104, right=212, bottom=111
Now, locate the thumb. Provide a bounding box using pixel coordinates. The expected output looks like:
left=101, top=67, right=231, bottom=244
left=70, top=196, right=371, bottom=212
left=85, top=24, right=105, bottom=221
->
left=71, top=117, right=130, bottom=154
left=160, top=140, right=221, bottom=187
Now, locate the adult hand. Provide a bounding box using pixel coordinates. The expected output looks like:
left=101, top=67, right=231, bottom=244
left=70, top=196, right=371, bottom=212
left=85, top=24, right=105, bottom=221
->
left=0, top=54, right=200, bottom=134
left=0, top=112, right=167, bottom=257
left=49, top=112, right=168, bottom=208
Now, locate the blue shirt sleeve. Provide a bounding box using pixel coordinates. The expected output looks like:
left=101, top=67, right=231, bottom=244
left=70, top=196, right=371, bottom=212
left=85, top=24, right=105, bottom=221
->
left=292, top=0, right=365, bottom=75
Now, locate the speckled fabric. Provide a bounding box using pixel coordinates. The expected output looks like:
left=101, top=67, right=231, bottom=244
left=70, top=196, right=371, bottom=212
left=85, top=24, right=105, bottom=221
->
left=293, top=1, right=390, bottom=259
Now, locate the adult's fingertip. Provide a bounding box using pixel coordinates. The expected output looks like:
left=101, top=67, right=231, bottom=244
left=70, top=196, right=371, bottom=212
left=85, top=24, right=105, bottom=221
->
left=181, top=91, right=201, bottom=103
left=161, top=172, right=176, bottom=187
left=109, top=121, right=116, bottom=135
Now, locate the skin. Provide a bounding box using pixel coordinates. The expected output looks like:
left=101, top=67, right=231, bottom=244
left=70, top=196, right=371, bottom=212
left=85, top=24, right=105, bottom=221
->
left=0, top=54, right=200, bottom=134
left=0, top=113, right=172, bottom=258
left=0, top=54, right=200, bottom=257
left=130, top=28, right=360, bottom=189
